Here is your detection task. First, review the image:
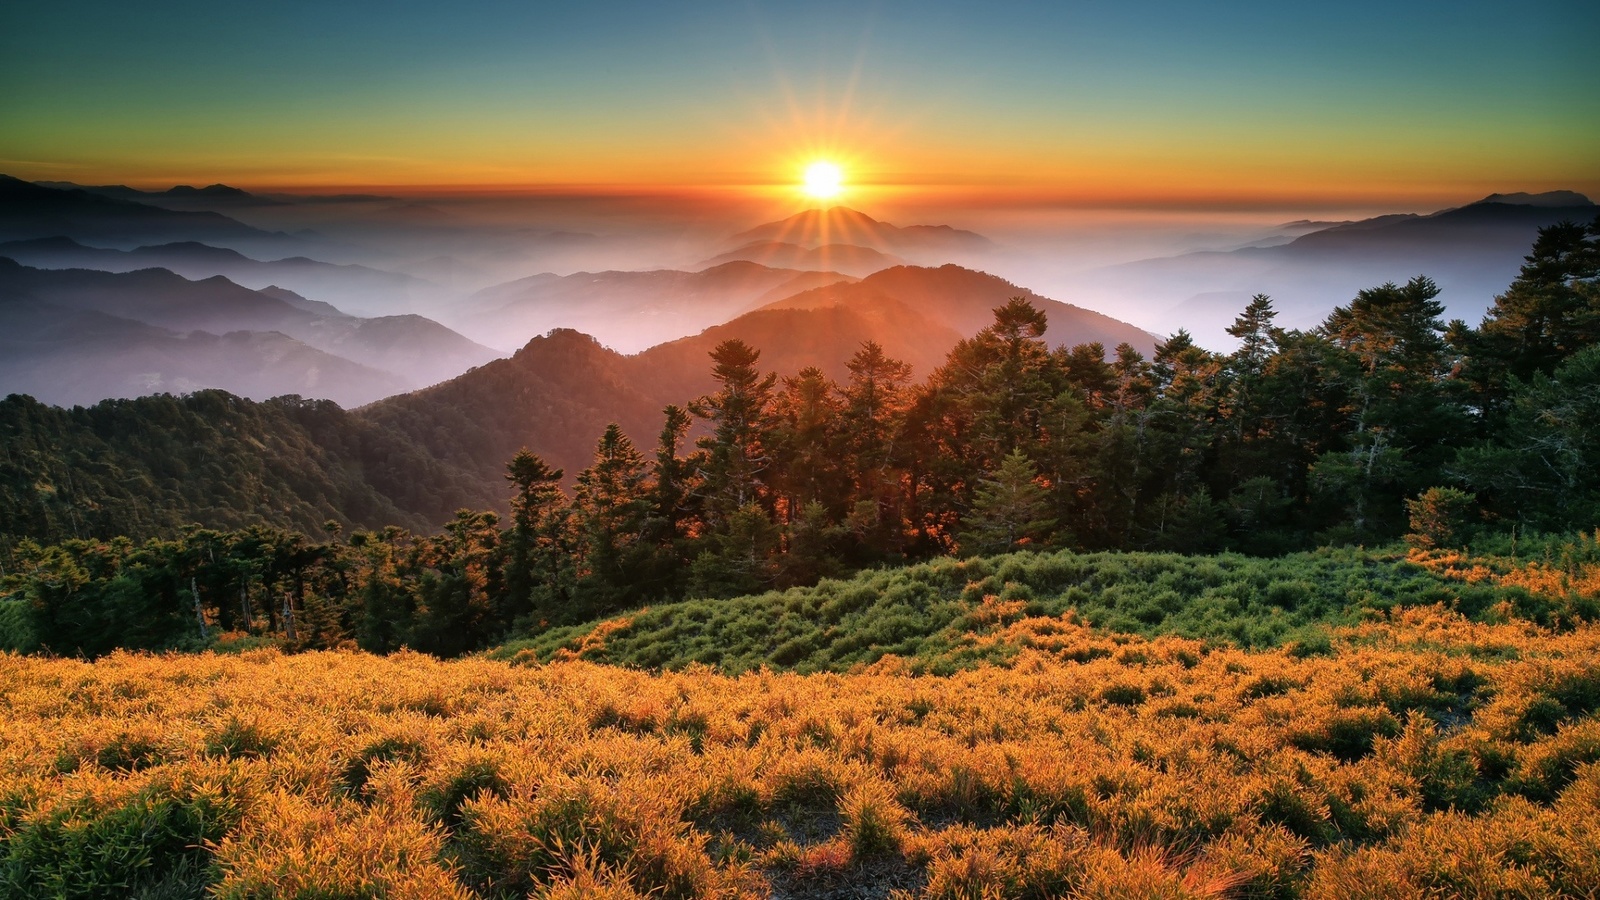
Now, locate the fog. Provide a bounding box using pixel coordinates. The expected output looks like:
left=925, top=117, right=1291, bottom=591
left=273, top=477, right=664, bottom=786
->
left=199, top=189, right=1411, bottom=350
left=4, top=176, right=1588, bottom=411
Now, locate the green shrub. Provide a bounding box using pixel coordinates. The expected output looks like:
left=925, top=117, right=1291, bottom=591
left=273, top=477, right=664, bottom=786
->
left=0, top=786, right=238, bottom=900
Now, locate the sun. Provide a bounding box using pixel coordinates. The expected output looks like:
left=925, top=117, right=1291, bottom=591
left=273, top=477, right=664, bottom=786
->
left=802, top=161, right=844, bottom=200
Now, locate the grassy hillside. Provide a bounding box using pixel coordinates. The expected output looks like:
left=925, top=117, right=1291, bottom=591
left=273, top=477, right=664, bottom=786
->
left=495, top=539, right=1600, bottom=674
left=2, top=609, right=1598, bottom=898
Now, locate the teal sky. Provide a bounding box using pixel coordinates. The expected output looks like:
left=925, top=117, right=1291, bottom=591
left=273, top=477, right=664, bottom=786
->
left=2, top=0, right=1596, bottom=205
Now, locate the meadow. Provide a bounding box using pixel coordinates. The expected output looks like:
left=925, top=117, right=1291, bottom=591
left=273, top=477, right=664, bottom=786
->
left=3, top=541, right=1599, bottom=898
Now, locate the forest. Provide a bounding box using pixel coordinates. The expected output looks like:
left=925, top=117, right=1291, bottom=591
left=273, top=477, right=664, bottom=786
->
left=2, top=218, right=1599, bottom=658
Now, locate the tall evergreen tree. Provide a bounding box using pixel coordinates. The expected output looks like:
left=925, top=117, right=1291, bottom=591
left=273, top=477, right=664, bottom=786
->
left=411, top=509, right=501, bottom=656
left=502, top=450, right=568, bottom=628
left=958, top=449, right=1056, bottom=557
left=841, top=342, right=914, bottom=560
left=769, top=366, right=846, bottom=517
left=1453, top=217, right=1600, bottom=422
left=690, top=340, right=778, bottom=525
left=1312, top=277, right=1464, bottom=540
left=571, top=424, right=653, bottom=616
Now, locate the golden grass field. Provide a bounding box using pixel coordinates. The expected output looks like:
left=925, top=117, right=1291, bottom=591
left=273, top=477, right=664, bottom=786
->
left=3, top=600, right=1599, bottom=899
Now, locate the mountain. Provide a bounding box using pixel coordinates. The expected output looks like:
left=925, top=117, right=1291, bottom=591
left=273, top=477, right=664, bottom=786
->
left=0, top=258, right=313, bottom=335
left=2, top=259, right=1162, bottom=542
left=0, top=390, right=496, bottom=546
left=0, top=304, right=409, bottom=410
left=362, top=329, right=667, bottom=499
left=456, top=261, right=859, bottom=353
left=0, top=236, right=444, bottom=317
left=368, top=264, right=1157, bottom=494
left=728, top=207, right=991, bottom=259
left=1065, top=191, right=1600, bottom=348
left=630, top=302, right=966, bottom=405
left=759, top=265, right=1159, bottom=357
left=255, top=285, right=347, bottom=318
left=1476, top=191, right=1593, bottom=208
left=0, top=259, right=500, bottom=406
left=292, top=313, right=500, bottom=389
left=0, top=175, right=303, bottom=257
left=699, top=240, right=904, bottom=276
left=33, top=181, right=287, bottom=209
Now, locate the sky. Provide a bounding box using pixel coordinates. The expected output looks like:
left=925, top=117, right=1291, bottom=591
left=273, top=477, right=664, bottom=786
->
left=2, top=0, right=1597, bottom=209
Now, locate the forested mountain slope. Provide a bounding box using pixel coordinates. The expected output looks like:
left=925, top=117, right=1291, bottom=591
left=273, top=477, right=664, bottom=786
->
left=0, top=391, right=491, bottom=546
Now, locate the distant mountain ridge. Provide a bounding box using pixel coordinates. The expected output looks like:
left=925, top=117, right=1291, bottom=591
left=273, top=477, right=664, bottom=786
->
left=456, top=260, right=860, bottom=353
left=0, top=175, right=303, bottom=256
left=1475, top=190, right=1592, bottom=208
left=33, top=180, right=289, bottom=209
left=759, top=265, right=1157, bottom=358
left=1066, top=190, right=1599, bottom=347
left=1289, top=192, right=1596, bottom=248
left=700, top=240, right=905, bottom=277
left=729, top=206, right=991, bottom=257
left=0, top=259, right=499, bottom=407
left=0, top=235, right=443, bottom=317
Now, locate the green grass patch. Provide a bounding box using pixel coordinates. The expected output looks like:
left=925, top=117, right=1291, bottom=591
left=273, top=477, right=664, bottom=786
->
left=494, top=545, right=1565, bottom=673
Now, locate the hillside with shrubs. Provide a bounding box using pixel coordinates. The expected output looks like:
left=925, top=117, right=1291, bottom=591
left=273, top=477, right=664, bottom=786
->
left=1, top=219, right=1598, bottom=898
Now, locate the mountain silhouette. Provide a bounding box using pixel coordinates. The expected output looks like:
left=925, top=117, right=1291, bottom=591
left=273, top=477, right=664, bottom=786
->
left=729, top=207, right=991, bottom=257
left=0, top=176, right=304, bottom=256
left=457, top=260, right=859, bottom=353
left=699, top=240, right=904, bottom=276
left=0, top=235, right=443, bottom=317
left=34, top=180, right=288, bottom=208
left=362, top=329, right=668, bottom=496
left=1067, top=191, right=1600, bottom=347
left=758, top=264, right=1158, bottom=359
left=0, top=304, right=409, bottom=409
left=0, top=259, right=499, bottom=406
left=1473, top=191, right=1592, bottom=209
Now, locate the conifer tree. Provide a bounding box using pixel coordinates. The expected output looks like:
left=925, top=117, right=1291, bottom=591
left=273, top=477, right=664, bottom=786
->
left=1453, top=217, right=1600, bottom=422
left=501, top=450, right=568, bottom=628
left=572, top=424, right=652, bottom=616
left=769, top=366, right=846, bottom=517
left=412, top=509, right=500, bottom=656
left=958, top=449, right=1056, bottom=556
left=841, top=342, right=914, bottom=560
left=690, top=340, right=778, bottom=525
left=1312, top=277, right=1465, bottom=540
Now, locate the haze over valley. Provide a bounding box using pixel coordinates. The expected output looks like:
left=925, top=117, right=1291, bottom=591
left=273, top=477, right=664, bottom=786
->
left=5, top=171, right=1595, bottom=414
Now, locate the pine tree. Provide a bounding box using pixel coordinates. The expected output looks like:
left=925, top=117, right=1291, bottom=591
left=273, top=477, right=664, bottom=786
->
left=502, top=450, right=568, bottom=628
left=841, top=342, right=913, bottom=560
left=1454, top=217, right=1600, bottom=422
left=572, top=424, right=652, bottom=616
left=1312, top=277, right=1466, bottom=540
left=690, top=340, right=778, bottom=526
left=769, top=366, right=845, bottom=517
left=957, top=450, right=1056, bottom=557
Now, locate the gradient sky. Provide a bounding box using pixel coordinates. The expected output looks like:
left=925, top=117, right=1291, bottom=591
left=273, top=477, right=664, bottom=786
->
left=3, top=0, right=1596, bottom=207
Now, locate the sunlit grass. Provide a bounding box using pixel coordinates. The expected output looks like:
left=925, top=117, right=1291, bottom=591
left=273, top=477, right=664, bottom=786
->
left=2, top=605, right=1598, bottom=897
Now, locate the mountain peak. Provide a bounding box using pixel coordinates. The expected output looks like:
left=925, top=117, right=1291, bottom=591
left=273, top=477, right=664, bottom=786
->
left=1473, top=190, right=1594, bottom=208
left=166, top=183, right=251, bottom=198
left=0, top=235, right=93, bottom=252
left=730, top=207, right=988, bottom=255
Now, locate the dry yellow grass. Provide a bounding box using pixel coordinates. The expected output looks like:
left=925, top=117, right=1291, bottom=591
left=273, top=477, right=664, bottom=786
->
left=2, top=606, right=1598, bottom=898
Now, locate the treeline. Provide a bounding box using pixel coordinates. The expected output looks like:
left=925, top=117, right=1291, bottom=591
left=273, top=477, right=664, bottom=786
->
left=2, top=218, right=1597, bottom=657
